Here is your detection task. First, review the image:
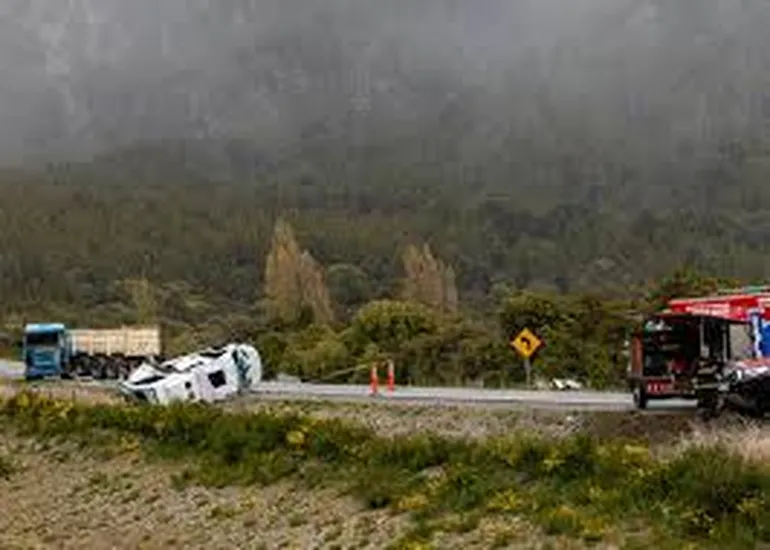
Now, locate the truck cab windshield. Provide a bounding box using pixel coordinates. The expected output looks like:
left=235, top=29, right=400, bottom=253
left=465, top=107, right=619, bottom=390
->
left=24, top=332, right=61, bottom=347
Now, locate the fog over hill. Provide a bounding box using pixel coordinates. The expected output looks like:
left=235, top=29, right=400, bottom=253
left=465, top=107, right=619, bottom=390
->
left=0, top=0, right=769, bottom=215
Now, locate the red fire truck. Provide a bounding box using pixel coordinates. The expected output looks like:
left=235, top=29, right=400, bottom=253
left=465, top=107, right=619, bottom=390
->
left=627, top=286, right=770, bottom=410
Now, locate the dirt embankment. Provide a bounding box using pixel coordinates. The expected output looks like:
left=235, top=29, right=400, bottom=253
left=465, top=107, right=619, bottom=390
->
left=0, top=435, right=407, bottom=550
left=0, top=434, right=607, bottom=550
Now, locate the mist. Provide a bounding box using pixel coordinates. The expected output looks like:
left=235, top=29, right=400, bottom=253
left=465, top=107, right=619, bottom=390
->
left=1, top=0, right=769, bottom=180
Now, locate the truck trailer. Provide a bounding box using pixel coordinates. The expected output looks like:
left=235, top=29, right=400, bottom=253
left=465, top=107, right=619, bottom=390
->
left=22, top=323, right=162, bottom=380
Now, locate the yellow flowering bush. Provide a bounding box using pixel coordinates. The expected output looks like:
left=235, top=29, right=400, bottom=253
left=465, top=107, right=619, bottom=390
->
left=285, top=429, right=305, bottom=447
left=579, top=515, right=609, bottom=541
left=396, top=492, right=430, bottom=512
left=115, top=434, right=141, bottom=455
left=542, top=449, right=565, bottom=474
left=542, top=504, right=583, bottom=535
left=737, top=496, right=763, bottom=522
left=486, top=489, right=524, bottom=513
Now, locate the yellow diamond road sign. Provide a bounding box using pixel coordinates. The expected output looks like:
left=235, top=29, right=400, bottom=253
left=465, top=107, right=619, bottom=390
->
left=510, top=328, right=543, bottom=359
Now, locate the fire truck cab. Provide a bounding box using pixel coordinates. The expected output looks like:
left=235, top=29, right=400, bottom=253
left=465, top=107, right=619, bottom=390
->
left=627, top=286, right=770, bottom=409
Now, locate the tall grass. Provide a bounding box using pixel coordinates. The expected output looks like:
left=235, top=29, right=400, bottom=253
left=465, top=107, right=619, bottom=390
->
left=2, top=391, right=770, bottom=548
left=679, top=421, right=770, bottom=463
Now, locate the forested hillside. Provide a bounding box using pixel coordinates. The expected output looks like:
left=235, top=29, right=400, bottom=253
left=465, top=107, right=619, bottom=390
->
left=2, top=0, right=770, bottom=385
left=1, top=133, right=768, bottom=311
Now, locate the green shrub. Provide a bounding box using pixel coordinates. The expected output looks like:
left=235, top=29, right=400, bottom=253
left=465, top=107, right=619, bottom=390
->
left=392, top=319, right=516, bottom=386
left=498, top=290, right=633, bottom=388
left=349, top=300, right=439, bottom=353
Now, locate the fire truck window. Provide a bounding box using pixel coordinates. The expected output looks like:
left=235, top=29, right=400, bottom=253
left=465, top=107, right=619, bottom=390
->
left=702, top=320, right=726, bottom=361
left=730, top=324, right=753, bottom=360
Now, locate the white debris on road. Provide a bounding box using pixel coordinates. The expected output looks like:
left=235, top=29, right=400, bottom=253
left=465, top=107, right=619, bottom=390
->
left=535, top=378, right=584, bottom=391
left=551, top=378, right=584, bottom=390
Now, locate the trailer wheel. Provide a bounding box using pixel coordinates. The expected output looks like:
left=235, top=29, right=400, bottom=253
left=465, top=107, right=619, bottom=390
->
left=633, top=383, right=648, bottom=410
left=105, top=360, right=117, bottom=380
left=92, top=357, right=106, bottom=380
left=73, top=355, right=90, bottom=378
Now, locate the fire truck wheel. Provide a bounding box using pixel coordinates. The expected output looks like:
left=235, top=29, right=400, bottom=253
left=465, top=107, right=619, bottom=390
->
left=695, top=391, right=723, bottom=421
left=633, top=383, right=648, bottom=410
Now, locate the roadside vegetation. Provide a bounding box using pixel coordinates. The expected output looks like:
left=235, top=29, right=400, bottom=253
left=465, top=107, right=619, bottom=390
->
left=3, top=391, right=770, bottom=549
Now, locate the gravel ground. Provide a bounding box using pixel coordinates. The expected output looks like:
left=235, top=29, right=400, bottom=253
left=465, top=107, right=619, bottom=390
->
left=0, top=434, right=409, bottom=550
left=0, top=434, right=612, bottom=550
left=226, top=398, right=704, bottom=445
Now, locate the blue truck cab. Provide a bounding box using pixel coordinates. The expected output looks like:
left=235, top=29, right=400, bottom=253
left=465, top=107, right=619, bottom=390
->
left=22, top=323, right=71, bottom=380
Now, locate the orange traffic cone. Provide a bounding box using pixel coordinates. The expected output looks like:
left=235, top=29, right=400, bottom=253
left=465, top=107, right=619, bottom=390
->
left=386, top=360, right=395, bottom=392
left=369, top=364, right=379, bottom=396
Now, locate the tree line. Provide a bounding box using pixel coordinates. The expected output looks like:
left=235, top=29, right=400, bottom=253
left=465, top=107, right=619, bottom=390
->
left=0, top=147, right=763, bottom=387
left=1, top=203, right=735, bottom=388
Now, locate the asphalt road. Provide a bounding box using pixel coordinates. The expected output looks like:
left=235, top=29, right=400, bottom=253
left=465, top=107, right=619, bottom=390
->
left=0, top=361, right=695, bottom=412
left=0, top=359, right=23, bottom=379
left=250, top=381, right=696, bottom=411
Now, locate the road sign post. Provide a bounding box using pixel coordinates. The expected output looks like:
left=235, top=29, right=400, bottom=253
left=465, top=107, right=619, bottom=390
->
left=510, top=327, right=543, bottom=387
left=524, top=357, right=531, bottom=387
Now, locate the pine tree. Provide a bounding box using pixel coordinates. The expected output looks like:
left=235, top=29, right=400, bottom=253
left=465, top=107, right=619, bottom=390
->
left=443, top=264, right=459, bottom=313
left=299, top=251, right=335, bottom=325
left=420, top=243, right=445, bottom=310
left=264, top=217, right=335, bottom=325
left=401, top=243, right=425, bottom=304
left=401, top=242, right=459, bottom=313
left=264, top=217, right=304, bottom=324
